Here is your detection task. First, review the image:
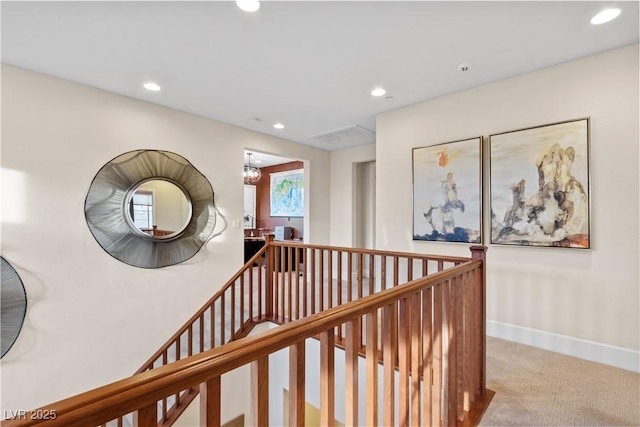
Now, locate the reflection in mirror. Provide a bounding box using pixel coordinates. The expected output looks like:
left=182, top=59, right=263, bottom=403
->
left=126, top=179, right=192, bottom=239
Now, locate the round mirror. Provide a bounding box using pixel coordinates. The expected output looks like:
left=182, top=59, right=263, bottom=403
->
left=125, top=179, right=192, bottom=240
left=85, top=149, right=216, bottom=269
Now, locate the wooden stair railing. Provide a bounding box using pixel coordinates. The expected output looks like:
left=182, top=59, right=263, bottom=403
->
left=135, top=238, right=472, bottom=426
left=3, top=244, right=491, bottom=427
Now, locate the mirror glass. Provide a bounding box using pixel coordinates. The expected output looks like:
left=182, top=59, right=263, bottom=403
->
left=126, top=179, right=192, bottom=239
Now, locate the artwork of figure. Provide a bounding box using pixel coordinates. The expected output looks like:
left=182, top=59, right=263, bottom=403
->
left=490, top=119, right=590, bottom=248
left=413, top=137, right=482, bottom=243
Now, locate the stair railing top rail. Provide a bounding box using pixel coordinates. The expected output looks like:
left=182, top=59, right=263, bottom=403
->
left=271, top=239, right=471, bottom=264
left=2, top=257, right=483, bottom=427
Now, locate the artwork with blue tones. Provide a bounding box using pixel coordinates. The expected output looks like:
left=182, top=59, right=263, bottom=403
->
left=413, top=137, right=483, bottom=243
left=270, top=169, right=304, bottom=217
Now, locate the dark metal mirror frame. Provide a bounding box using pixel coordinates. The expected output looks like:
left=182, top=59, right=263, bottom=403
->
left=1, top=257, right=27, bottom=358
left=84, top=150, right=216, bottom=268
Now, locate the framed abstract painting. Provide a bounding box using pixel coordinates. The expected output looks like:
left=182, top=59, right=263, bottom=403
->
left=489, top=118, right=590, bottom=249
left=270, top=169, right=304, bottom=217
left=413, top=137, right=483, bottom=243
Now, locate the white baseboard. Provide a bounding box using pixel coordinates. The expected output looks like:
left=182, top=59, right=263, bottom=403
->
left=486, top=320, right=640, bottom=373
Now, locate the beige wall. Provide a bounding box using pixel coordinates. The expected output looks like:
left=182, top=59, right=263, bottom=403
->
left=329, top=144, right=376, bottom=248
left=373, top=44, right=639, bottom=361
left=0, top=64, right=330, bottom=413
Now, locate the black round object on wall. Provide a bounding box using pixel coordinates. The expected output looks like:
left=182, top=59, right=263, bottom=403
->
left=1, top=257, right=27, bottom=358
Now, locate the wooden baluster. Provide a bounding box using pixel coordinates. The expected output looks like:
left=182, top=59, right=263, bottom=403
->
left=319, top=249, right=325, bottom=311
left=381, top=255, right=387, bottom=290
left=248, top=264, right=253, bottom=323
left=295, top=248, right=300, bottom=320
left=411, top=293, right=421, bottom=426
left=265, top=239, right=273, bottom=319
left=200, top=377, right=221, bottom=427
left=289, top=341, right=305, bottom=427
left=433, top=283, right=443, bottom=427
left=446, top=278, right=458, bottom=426
left=393, top=257, right=399, bottom=367
left=162, top=396, right=168, bottom=423
left=369, top=254, right=375, bottom=296
left=288, top=246, right=293, bottom=322
left=280, top=246, right=285, bottom=322
left=408, top=257, right=414, bottom=282
left=383, top=303, right=396, bottom=427
left=311, top=248, right=316, bottom=314
left=302, top=248, right=308, bottom=318
left=365, top=253, right=375, bottom=351
left=258, top=260, right=263, bottom=320
left=241, top=269, right=246, bottom=327
left=327, top=249, right=333, bottom=309
left=366, top=310, right=379, bottom=426
left=211, top=303, right=216, bottom=349
left=337, top=252, right=343, bottom=342
left=462, top=271, right=473, bottom=408
left=455, top=275, right=464, bottom=421
left=231, top=280, right=236, bottom=338
left=199, top=314, right=205, bottom=353
left=357, top=253, right=363, bottom=300
left=220, top=293, right=226, bottom=344
left=345, top=319, right=359, bottom=426
left=176, top=336, right=181, bottom=362
left=134, top=402, right=156, bottom=427
left=399, top=297, right=410, bottom=426
left=273, top=247, right=279, bottom=321
left=188, top=325, right=193, bottom=357
left=438, top=260, right=444, bottom=272
left=347, top=252, right=353, bottom=302
left=393, top=257, right=399, bottom=289
left=320, top=330, right=335, bottom=427
left=256, top=356, right=269, bottom=426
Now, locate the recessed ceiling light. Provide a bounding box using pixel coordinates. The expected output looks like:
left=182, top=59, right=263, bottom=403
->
left=236, top=0, right=260, bottom=12
left=590, top=8, right=621, bottom=25
left=371, top=88, right=386, bottom=97
left=143, top=82, right=161, bottom=91
left=273, top=123, right=285, bottom=129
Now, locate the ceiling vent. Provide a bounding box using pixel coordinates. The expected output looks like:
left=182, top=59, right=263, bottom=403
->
left=307, top=124, right=375, bottom=146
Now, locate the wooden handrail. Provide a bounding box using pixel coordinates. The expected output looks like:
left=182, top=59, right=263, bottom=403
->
left=271, top=239, right=471, bottom=263
left=2, top=260, right=482, bottom=427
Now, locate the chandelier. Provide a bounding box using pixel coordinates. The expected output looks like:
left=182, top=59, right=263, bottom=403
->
left=243, top=152, right=262, bottom=185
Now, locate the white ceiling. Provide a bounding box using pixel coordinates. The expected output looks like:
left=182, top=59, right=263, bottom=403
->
left=2, top=1, right=638, bottom=157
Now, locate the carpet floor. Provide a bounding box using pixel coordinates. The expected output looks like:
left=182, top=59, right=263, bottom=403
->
left=479, top=337, right=640, bottom=426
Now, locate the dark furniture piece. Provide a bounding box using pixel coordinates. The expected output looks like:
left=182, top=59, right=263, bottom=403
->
left=244, top=238, right=265, bottom=264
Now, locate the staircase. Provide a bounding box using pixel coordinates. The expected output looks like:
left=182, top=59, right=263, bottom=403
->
left=3, top=237, right=492, bottom=426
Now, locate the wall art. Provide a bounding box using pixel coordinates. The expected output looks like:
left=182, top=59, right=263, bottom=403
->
left=413, top=137, right=482, bottom=243
left=489, top=118, right=590, bottom=248
left=85, top=149, right=217, bottom=268
left=270, top=169, right=304, bottom=217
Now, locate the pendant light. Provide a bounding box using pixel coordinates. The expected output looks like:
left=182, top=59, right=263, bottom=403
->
left=243, top=152, right=262, bottom=185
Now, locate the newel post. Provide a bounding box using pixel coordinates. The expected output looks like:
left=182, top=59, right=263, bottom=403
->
left=264, top=234, right=275, bottom=319
left=470, top=245, right=487, bottom=395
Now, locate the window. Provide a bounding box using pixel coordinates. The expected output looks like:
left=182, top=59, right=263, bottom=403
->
left=130, top=190, right=154, bottom=229
left=244, top=184, right=257, bottom=229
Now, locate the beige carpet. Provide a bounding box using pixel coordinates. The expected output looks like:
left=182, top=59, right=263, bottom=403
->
left=479, top=337, right=640, bottom=426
